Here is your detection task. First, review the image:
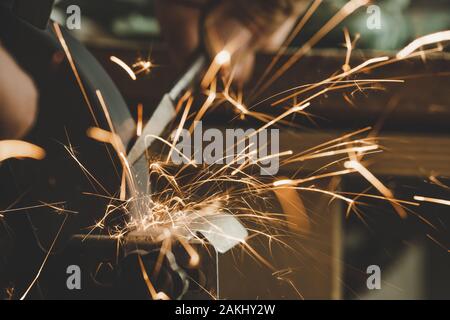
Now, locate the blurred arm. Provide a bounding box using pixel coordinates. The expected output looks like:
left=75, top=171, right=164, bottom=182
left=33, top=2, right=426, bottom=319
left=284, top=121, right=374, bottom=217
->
left=0, top=45, right=38, bottom=139
left=228, top=0, right=308, bottom=37
left=156, top=0, right=309, bottom=83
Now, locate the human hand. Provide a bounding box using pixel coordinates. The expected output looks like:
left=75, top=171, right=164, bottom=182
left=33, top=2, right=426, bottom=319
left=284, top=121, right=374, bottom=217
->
left=155, top=0, right=307, bottom=85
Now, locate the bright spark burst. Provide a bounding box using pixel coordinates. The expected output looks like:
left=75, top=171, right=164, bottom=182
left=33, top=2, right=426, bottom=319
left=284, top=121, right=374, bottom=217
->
left=215, top=50, right=231, bottom=66
left=133, top=59, right=152, bottom=76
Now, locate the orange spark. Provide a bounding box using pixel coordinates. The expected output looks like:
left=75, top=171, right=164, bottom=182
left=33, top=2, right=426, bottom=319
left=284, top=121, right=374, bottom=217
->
left=273, top=179, right=295, bottom=187
left=273, top=185, right=310, bottom=233
left=178, top=237, right=200, bottom=267
left=397, top=30, right=450, bottom=59
left=166, top=97, right=193, bottom=162
left=53, top=22, right=99, bottom=126
left=344, top=160, right=407, bottom=218
left=136, top=103, right=143, bottom=137
left=273, top=169, right=354, bottom=187
left=0, top=140, right=45, bottom=162
left=87, top=127, right=117, bottom=144
left=255, top=0, right=370, bottom=96
left=137, top=255, right=170, bottom=300
left=120, top=170, right=127, bottom=201
left=414, top=196, right=450, bottom=207
left=189, top=79, right=217, bottom=133
left=20, top=215, right=68, bottom=300
left=201, top=50, right=231, bottom=88
left=251, top=0, right=323, bottom=97
left=96, top=90, right=126, bottom=154
left=110, top=56, right=137, bottom=80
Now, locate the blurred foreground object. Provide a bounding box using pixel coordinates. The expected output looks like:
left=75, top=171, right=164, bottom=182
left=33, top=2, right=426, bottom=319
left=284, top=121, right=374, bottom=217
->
left=0, top=140, right=45, bottom=162
left=155, top=0, right=308, bottom=83
left=0, top=45, right=38, bottom=139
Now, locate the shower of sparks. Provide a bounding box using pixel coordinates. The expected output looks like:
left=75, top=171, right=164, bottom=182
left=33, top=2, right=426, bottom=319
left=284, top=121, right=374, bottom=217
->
left=11, top=6, right=450, bottom=300
left=59, top=24, right=446, bottom=297
left=251, top=0, right=370, bottom=98
left=0, top=140, right=45, bottom=162
left=110, top=56, right=137, bottom=80
left=414, top=196, right=450, bottom=207
left=251, top=0, right=323, bottom=98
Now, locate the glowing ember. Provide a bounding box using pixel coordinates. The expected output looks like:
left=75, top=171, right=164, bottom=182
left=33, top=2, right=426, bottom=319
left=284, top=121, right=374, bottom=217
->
left=110, top=56, right=137, bottom=80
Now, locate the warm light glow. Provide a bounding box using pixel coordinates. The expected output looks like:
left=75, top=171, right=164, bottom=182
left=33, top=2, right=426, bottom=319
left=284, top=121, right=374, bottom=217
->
left=273, top=179, right=295, bottom=187
left=86, top=127, right=114, bottom=144
left=36, top=8, right=450, bottom=302
left=133, top=60, right=152, bottom=75
left=214, top=50, right=231, bottom=66
left=0, top=140, right=45, bottom=162
left=136, top=103, right=143, bottom=137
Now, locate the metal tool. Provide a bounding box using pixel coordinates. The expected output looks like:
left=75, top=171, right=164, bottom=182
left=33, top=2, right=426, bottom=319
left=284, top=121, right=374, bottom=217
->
left=122, top=54, right=248, bottom=253
left=0, top=0, right=245, bottom=300
left=127, top=55, right=207, bottom=195
left=16, top=0, right=248, bottom=253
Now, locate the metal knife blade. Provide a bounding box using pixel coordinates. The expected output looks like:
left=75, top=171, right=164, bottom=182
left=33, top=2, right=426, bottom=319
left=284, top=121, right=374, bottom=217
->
left=127, top=55, right=207, bottom=195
